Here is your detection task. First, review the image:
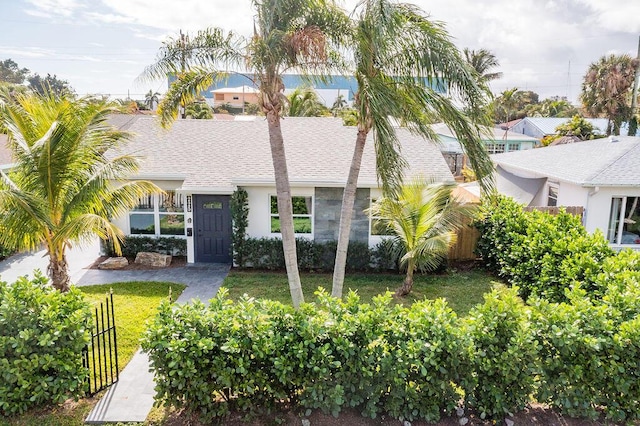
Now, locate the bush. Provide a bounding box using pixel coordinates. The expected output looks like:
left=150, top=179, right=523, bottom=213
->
left=142, top=289, right=469, bottom=423
left=0, top=273, right=91, bottom=416
left=464, top=286, right=537, bottom=419
left=104, top=235, right=187, bottom=257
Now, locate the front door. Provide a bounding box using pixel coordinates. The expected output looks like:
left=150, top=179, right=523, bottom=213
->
left=194, top=195, right=232, bottom=263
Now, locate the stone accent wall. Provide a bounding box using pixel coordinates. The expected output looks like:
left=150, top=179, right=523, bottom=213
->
left=314, top=187, right=370, bottom=244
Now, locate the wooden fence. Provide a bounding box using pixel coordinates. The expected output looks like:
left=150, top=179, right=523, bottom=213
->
left=448, top=206, right=585, bottom=261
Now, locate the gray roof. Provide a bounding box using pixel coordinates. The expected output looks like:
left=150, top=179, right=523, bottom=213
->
left=432, top=123, right=539, bottom=142
left=520, top=117, right=610, bottom=136
left=491, top=136, right=640, bottom=186
left=112, top=116, right=453, bottom=191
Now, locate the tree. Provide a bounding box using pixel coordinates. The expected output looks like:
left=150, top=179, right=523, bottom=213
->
left=0, top=59, right=30, bottom=84
left=0, top=92, right=160, bottom=291
left=555, top=115, right=599, bottom=140
left=463, top=48, right=503, bottom=83
left=331, top=94, right=347, bottom=116
left=524, top=97, right=579, bottom=118
left=493, top=88, right=540, bottom=123
left=285, top=87, right=330, bottom=117
left=368, top=178, right=474, bottom=296
left=27, top=73, right=75, bottom=98
left=141, top=1, right=349, bottom=308
left=331, top=0, right=493, bottom=298
left=581, top=54, right=638, bottom=135
left=145, top=90, right=160, bottom=110
left=185, top=101, right=213, bottom=119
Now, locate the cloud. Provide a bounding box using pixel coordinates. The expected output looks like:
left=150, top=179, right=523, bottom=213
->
left=24, top=0, right=85, bottom=18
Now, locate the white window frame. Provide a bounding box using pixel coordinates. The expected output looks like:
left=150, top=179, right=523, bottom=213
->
left=269, top=194, right=314, bottom=235
left=608, top=196, right=640, bottom=246
left=129, top=191, right=186, bottom=238
left=368, top=197, right=393, bottom=237
left=546, top=184, right=559, bottom=207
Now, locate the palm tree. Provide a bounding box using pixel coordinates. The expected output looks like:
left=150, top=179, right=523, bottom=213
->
left=368, top=178, right=474, bottom=296
left=580, top=54, right=638, bottom=135
left=331, top=93, right=347, bottom=116
left=0, top=92, right=160, bottom=291
left=286, top=87, right=330, bottom=117
left=463, top=48, right=503, bottom=83
left=331, top=0, right=493, bottom=298
left=140, top=1, right=349, bottom=308
left=185, top=101, right=213, bottom=119
left=145, top=89, right=160, bottom=110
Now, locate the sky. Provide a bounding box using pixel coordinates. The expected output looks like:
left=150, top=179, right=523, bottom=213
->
left=2, top=0, right=639, bottom=104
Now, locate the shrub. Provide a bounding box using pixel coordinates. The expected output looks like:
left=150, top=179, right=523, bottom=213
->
left=104, top=235, right=187, bottom=257
left=230, top=188, right=249, bottom=267
left=464, top=286, right=537, bottom=419
left=0, top=273, right=91, bottom=416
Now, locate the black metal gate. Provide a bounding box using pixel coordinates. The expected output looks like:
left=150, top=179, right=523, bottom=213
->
left=83, top=291, right=119, bottom=395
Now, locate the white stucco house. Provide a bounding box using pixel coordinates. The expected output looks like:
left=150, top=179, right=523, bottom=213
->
left=490, top=135, right=640, bottom=248
left=108, top=116, right=454, bottom=263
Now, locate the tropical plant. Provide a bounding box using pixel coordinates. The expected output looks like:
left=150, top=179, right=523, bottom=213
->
left=581, top=54, right=638, bottom=135
left=331, top=0, right=493, bottom=298
left=524, top=97, right=579, bottom=118
left=140, top=1, right=349, bottom=308
left=27, top=73, right=75, bottom=98
left=554, top=114, right=600, bottom=140
left=0, top=92, right=160, bottom=291
left=286, top=86, right=330, bottom=116
left=331, top=93, right=347, bottom=116
left=463, top=48, right=503, bottom=83
left=0, top=59, right=30, bottom=84
left=368, top=178, right=474, bottom=296
left=145, top=89, right=160, bottom=110
left=185, top=101, right=213, bottom=119
left=492, top=89, right=539, bottom=123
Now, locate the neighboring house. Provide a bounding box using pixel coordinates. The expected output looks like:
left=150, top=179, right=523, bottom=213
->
left=508, top=117, right=610, bottom=139
left=108, top=116, right=454, bottom=263
left=210, top=85, right=259, bottom=109
left=432, top=123, right=538, bottom=176
left=490, top=135, right=640, bottom=248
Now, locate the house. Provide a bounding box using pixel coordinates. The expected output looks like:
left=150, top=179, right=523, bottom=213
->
left=508, top=117, right=610, bottom=139
left=210, top=85, right=259, bottom=109
left=108, top=116, right=454, bottom=263
left=490, top=135, right=640, bottom=247
left=432, top=123, right=539, bottom=176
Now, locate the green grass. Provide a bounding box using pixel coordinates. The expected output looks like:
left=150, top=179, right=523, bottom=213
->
left=0, top=281, right=184, bottom=426
left=223, top=269, right=502, bottom=316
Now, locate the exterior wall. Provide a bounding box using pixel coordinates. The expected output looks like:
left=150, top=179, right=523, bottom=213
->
left=314, top=187, right=370, bottom=244
left=584, top=186, right=640, bottom=238
left=528, top=179, right=585, bottom=208
left=213, top=92, right=259, bottom=108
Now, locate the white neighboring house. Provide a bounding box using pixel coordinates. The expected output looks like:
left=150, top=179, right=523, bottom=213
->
left=507, top=116, right=610, bottom=139
left=491, top=135, right=640, bottom=248
left=107, top=116, right=454, bottom=263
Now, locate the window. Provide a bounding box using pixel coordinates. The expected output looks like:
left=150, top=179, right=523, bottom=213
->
left=486, top=143, right=506, bottom=154
left=129, top=191, right=185, bottom=236
left=507, top=143, right=521, bottom=151
left=547, top=185, right=558, bottom=207
left=369, top=198, right=393, bottom=236
left=608, top=196, right=640, bottom=245
left=270, top=195, right=312, bottom=234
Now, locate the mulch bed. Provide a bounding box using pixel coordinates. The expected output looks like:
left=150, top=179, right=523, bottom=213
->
left=88, top=256, right=187, bottom=271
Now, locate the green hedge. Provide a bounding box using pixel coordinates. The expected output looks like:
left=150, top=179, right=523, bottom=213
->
left=475, top=195, right=613, bottom=302
left=239, top=237, right=401, bottom=272
left=0, top=273, right=91, bottom=416
left=104, top=235, right=187, bottom=257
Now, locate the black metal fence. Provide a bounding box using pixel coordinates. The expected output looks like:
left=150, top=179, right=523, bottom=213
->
left=83, top=291, right=119, bottom=395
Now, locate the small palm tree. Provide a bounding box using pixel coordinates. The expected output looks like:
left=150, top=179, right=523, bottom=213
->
left=463, top=48, right=503, bottom=83
left=286, top=87, right=330, bottom=117
left=331, top=94, right=347, bottom=116
left=0, top=92, right=160, bottom=291
left=145, top=89, right=160, bottom=110
left=185, top=101, right=213, bottom=119
left=368, top=177, right=474, bottom=296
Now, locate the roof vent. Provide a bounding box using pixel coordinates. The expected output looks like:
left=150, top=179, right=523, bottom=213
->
left=609, top=136, right=619, bottom=143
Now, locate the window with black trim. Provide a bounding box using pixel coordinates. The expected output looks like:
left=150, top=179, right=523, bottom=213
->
left=129, top=191, right=185, bottom=236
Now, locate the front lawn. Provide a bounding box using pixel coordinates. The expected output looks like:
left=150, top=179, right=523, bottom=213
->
left=223, top=269, right=501, bottom=316
left=0, top=281, right=184, bottom=426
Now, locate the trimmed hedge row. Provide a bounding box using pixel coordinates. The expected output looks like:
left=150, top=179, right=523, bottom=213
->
left=475, top=195, right=614, bottom=302
left=142, top=282, right=640, bottom=423
left=104, top=235, right=187, bottom=258
left=0, top=273, right=91, bottom=416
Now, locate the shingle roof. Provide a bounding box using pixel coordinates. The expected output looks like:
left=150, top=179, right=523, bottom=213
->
left=522, top=117, right=610, bottom=135
left=432, top=123, right=539, bottom=142
left=113, top=116, right=453, bottom=191
left=491, top=136, right=640, bottom=186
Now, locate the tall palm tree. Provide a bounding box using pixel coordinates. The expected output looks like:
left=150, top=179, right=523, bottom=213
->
left=580, top=54, right=638, bottom=135
left=286, top=87, right=330, bottom=117
left=0, top=92, right=160, bottom=291
left=140, top=0, right=349, bottom=308
left=463, top=48, right=503, bottom=83
left=368, top=178, right=474, bottom=296
left=331, top=0, right=493, bottom=298
left=145, top=89, right=160, bottom=110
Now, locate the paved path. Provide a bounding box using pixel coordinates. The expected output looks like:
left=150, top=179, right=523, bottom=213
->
left=0, top=241, right=229, bottom=425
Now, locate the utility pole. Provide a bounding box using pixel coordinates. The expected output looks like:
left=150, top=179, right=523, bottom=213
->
left=629, top=35, right=640, bottom=136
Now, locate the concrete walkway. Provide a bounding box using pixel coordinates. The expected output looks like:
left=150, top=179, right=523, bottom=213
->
left=0, top=241, right=229, bottom=424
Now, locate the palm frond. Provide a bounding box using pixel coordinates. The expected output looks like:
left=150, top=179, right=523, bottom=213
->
left=156, top=70, right=218, bottom=127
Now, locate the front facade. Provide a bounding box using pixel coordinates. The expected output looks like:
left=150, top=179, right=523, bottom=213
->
left=109, top=116, right=453, bottom=263
left=491, top=136, right=640, bottom=249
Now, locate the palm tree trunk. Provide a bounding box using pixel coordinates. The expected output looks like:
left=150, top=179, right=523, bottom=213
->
left=332, top=129, right=368, bottom=298
left=396, top=259, right=415, bottom=297
left=48, top=251, right=71, bottom=292
left=266, top=111, right=304, bottom=308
